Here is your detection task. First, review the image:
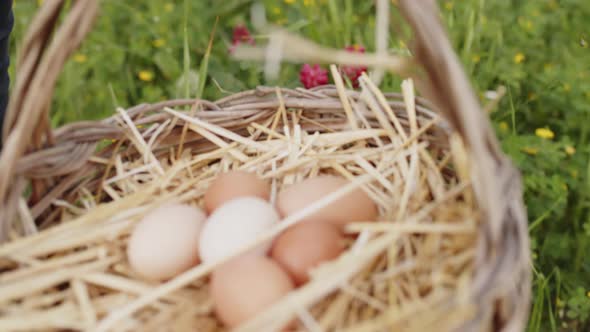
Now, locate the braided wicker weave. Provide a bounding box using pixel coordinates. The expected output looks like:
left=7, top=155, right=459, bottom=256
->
left=0, top=1, right=531, bottom=331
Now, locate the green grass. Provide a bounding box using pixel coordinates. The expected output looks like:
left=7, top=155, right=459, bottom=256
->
left=9, top=0, right=590, bottom=330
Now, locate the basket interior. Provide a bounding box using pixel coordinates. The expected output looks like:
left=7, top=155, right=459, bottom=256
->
left=0, top=79, right=484, bottom=332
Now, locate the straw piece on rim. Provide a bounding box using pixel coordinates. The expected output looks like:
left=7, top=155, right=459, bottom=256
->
left=330, top=65, right=359, bottom=130
left=359, top=85, right=397, bottom=144
left=117, top=107, right=164, bottom=176
left=163, top=107, right=270, bottom=152
left=402, top=79, right=419, bottom=135
left=250, top=122, right=287, bottom=141
left=146, top=118, right=171, bottom=152
left=187, top=124, right=250, bottom=162
left=361, top=74, right=408, bottom=141
left=275, top=87, right=289, bottom=129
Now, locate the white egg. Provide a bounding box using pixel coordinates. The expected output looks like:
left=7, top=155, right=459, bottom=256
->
left=199, top=197, right=279, bottom=263
left=127, top=203, right=206, bottom=281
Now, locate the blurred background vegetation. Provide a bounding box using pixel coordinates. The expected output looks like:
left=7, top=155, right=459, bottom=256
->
left=10, top=0, right=590, bottom=330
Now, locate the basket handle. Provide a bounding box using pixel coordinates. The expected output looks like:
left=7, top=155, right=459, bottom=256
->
left=0, top=0, right=99, bottom=238
left=399, top=0, right=521, bottom=241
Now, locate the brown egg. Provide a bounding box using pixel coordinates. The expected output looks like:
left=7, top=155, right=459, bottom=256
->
left=271, top=221, right=345, bottom=285
left=204, top=171, right=271, bottom=214
left=211, top=256, right=294, bottom=328
left=276, top=175, right=378, bottom=227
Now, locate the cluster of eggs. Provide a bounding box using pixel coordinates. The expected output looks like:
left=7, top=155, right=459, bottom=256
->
left=126, top=171, right=377, bottom=328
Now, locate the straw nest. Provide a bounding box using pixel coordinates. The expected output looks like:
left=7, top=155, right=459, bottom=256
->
left=0, top=72, right=480, bottom=331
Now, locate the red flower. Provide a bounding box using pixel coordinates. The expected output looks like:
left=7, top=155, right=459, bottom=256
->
left=232, top=25, right=255, bottom=45
left=341, top=44, right=367, bottom=88
left=229, top=25, right=255, bottom=53
left=299, top=64, right=329, bottom=89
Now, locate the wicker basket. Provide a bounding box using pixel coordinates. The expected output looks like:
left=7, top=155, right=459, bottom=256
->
left=0, top=1, right=531, bottom=331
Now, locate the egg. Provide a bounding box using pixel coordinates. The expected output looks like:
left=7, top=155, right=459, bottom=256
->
left=211, top=256, right=295, bottom=328
left=199, top=197, right=279, bottom=263
left=127, top=204, right=206, bottom=281
left=271, top=221, right=345, bottom=285
left=276, top=175, right=378, bottom=227
left=204, top=171, right=271, bottom=214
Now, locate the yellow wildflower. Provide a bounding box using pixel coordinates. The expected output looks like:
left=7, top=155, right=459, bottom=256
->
left=514, top=52, right=525, bottom=64
left=556, top=298, right=564, bottom=308
left=444, top=1, right=453, bottom=10
left=472, top=54, right=481, bottom=63
left=303, top=0, right=315, bottom=6
left=525, top=20, right=533, bottom=30
left=152, top=39, right=166, bottom=48
left=587, top=291, right=590, bottom=298
left=164, top=3, right=174, bottom=12
left=138, top=70, right=154, bottom=82
left=284, top=0, right=296, bottom=4
left=565, top=146, right=576, bottom=155
left=73, top=53, right=87, bottom=63
left=499, top=122, right=508, bottom=132
left=522, top=147, right=538, bottom=155
left=535, top=128, right=554, bottom=140
left=563, top=83, right=571, bottom=92
left=272, top=6, right=281, bottom=15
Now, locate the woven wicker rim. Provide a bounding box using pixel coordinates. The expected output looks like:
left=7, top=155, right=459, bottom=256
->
left=0, top=1, right=531, bottom=331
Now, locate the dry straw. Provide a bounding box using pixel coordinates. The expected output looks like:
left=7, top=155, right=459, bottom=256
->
left=0, top=1, right=530, bottom=331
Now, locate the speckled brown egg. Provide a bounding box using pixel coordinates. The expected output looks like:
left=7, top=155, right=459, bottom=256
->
left=204, top=171, right=271, bottom=214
